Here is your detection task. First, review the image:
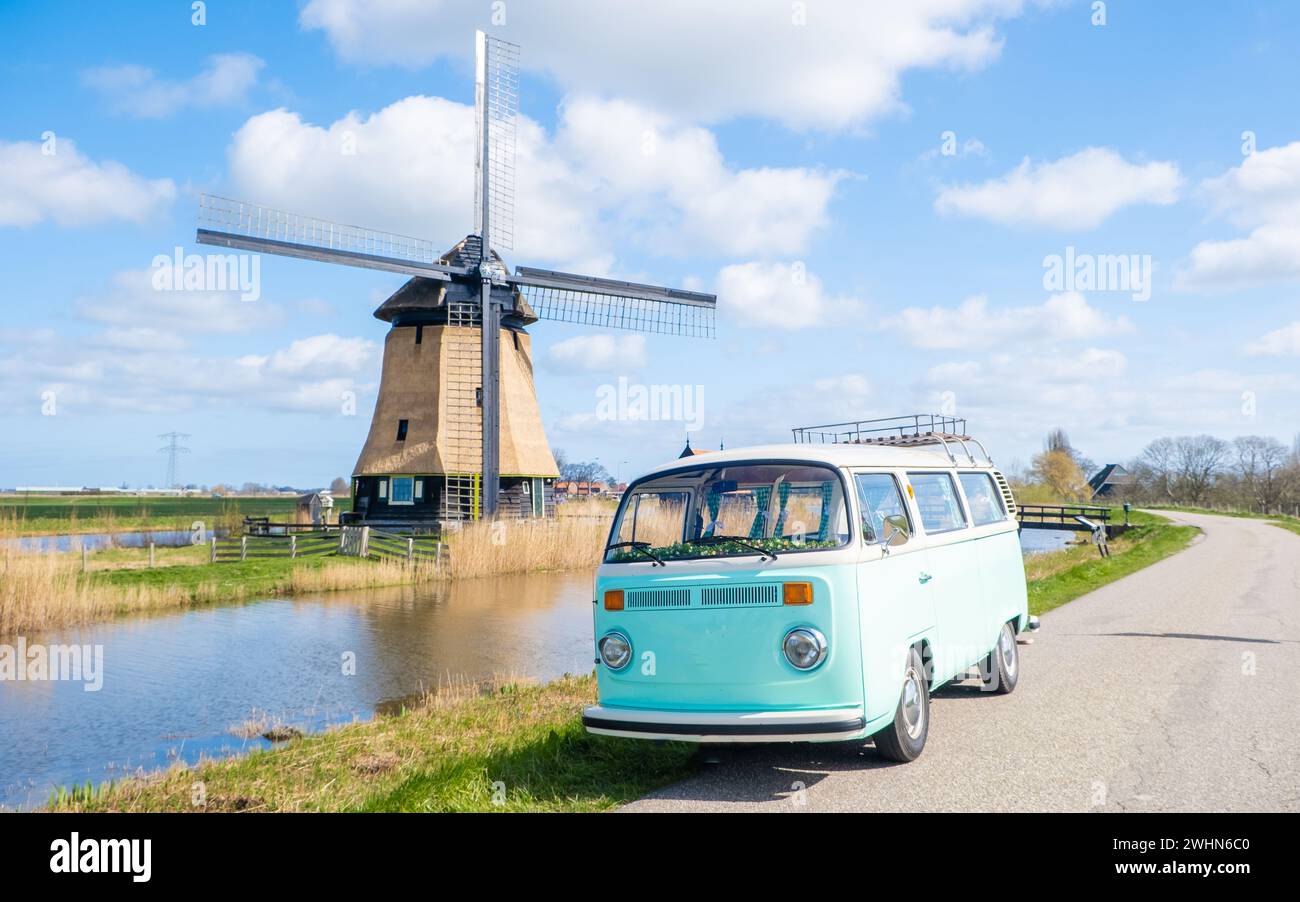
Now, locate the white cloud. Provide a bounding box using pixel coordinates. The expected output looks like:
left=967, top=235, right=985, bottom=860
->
left=934, top=147, right=1182, bottom=229
left=76, top=269, right=281, bottom=338
left=882, top=292, right=1132, bottom=349
left=226, top=95, right=838, bottom=265
left=0, top=139, right=175, bottom=227
left=716, top=261, right=858, bottom=328
left=81, top=53, right=264, bottom=118
left=0, top=270, right=374, bottom=416
left=0, top=329, right=377, bottom=416
left=546, top=334, right=647, bottom=371
left=1177, top=142, right=1300, bottom=290
left=1245, top=321, right=1300, bottom=356
left=299, top=0, right=1031, bottom=131
left=558, top=98, right=842, bottom=256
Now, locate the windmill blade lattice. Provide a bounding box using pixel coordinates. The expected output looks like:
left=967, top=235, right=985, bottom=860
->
left=511, top=266, right=716, bottom=338
left=475, top=33, right=519, bottom=253
left=197, top=194, right=465, bottom=280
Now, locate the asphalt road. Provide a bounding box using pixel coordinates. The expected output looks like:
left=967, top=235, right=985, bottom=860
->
left=623, top=511, right=1300, bottom=812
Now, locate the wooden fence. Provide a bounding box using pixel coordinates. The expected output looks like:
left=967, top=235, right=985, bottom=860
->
left=210, top=532, right=342, bottom=562
left=210, top=527, right=444, bottom=565
left=364, top=528, right=444, bottom=564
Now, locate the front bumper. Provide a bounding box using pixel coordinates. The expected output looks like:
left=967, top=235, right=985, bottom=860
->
left=582, top=705, right=867, bottom=743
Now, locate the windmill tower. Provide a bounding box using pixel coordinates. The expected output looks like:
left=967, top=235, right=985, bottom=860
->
left=196, top=31, right=715, bottom=525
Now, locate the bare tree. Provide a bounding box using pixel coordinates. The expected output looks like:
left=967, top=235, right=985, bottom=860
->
left=1136, top=435, right=1229, bottom=505
left=1234, top=436, right=1290, bottom=513
left=1138, top=437, right=1179, bottom=500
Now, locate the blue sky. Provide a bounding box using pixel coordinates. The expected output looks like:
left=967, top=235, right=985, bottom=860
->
left=2, top=0, right=1298, bottom=489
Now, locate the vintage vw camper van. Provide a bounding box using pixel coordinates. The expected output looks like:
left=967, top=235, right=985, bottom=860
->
left=583, top=417, right=1034, bottom=761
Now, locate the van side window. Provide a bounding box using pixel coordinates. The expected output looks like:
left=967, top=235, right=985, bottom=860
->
left=907, top=472, right=968, bottom=533
left=958, top=472, right=1006, bottom=526
left=855, top=473, right=910, bottom=545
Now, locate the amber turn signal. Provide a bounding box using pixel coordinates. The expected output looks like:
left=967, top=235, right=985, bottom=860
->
left=782, top=582, right=813, bottom=605
left=604, top=589, right=625, bottom=611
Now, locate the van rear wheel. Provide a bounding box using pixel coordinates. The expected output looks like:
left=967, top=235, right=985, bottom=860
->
left=872, top=646, right=929, bottom=763
left=980, top=621, right=1019, bottom=694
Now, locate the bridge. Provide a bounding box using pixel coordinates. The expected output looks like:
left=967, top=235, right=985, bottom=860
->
left=1015, top=503, right=1129, bottom=534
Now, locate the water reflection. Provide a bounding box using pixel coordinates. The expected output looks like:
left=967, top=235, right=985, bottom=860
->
left=0, top=571, right=595, bottom=810
left=1017, top=528, right=1078, bottom=555
left=4, top=529, right=228, bottom=553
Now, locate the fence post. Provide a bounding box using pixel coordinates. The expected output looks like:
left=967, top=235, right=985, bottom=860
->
left=241, top=536, right=248, bottom=562
left=291, top=535, right=297, bottom=560
left=360, top=526, right=370, bottom=557
left=210, top=536, right=217, bottom=563
left=407, top=536, right=414, bottom=563
left=149, top=541, right=155, bottom=568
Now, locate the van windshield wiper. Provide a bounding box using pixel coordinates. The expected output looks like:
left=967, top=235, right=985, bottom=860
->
left=688, top=535, right=778, bottom=560
left=606, top=541, right=666, bottom=566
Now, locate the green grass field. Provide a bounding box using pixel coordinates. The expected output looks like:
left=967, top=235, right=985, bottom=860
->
left=0, top=494, right=351, bottom=535
left=1024, top=509, right=1199, bottom=616
left=1147, top=505, right=1300, bottom=538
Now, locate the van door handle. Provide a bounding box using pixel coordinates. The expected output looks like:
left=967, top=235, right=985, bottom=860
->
left=918, top=572, right=933, bottom=584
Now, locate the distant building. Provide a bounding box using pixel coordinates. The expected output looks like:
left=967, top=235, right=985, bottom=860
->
left=555, top=481, right=605, bottom=498
left=1088, top=464, right=1135, bottom=499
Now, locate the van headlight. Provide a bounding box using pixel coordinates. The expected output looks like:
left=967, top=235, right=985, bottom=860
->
left=782, top=628, right=828, bottom=670
left=598, top=631, right=633, bottom=670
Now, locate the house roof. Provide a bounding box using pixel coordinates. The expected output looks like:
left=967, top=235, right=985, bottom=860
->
left=1088, top=463, right=1133, bottom=492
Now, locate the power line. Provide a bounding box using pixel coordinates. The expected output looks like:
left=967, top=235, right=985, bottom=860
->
left=157, top=432, right=191, bottom=488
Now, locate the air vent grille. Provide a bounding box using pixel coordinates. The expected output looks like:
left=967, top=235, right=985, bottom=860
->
left=992, top=470, right=1018, bottom=516
left=699, top=584, right=782, bottom=607
left=625, top=588, right=691, bottom=610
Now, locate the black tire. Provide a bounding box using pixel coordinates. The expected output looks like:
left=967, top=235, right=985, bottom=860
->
left=872, top=646, right=929, bottom=762
left=979, top=621, right=1019, bottom=695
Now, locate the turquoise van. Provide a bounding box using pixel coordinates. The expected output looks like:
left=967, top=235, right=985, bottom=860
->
left=583, top=425, right=1035, bottom=762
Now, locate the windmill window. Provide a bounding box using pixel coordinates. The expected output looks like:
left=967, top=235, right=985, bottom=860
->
left=396, top=419, right=409, bottom=441
left=390, top=476, right=414, bottom=505
left=378, top=479, right=388, bottom=500
left=414, top=479, right=423, bottom=500
left=415, top=325, right=423, bottom=345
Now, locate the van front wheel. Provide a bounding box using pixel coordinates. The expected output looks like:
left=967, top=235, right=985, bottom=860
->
left=872, top=646, right=929, bottom=763
left=980, top=621, right=1019, bottom=694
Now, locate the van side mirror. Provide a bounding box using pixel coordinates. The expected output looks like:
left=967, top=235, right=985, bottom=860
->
left=881, top=514, right=910, bottom=547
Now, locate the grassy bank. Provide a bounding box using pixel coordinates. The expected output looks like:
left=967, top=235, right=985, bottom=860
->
left=52, top=674, right=695, bottom=813
left=1024, top=509, right=1199, bottom=616
left=1147, top=505, right=1300, bottom=538
left=0, top=549, right=435, bottom=636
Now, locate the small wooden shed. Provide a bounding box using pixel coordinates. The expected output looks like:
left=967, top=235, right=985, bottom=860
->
left=296, top=491, right=335, bottom=526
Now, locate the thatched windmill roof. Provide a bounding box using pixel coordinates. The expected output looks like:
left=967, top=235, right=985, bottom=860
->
left=372, top=236, right=537, bottom=326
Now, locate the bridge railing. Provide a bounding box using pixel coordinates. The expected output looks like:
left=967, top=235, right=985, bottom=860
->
left=1016, top=504, right=1113, bottom=531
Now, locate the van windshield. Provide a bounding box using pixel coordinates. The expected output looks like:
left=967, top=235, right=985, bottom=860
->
left=604, top=462, right=850, bottom=563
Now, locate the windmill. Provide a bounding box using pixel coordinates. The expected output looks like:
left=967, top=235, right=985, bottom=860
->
left=196, top=31, right=715, bottom=522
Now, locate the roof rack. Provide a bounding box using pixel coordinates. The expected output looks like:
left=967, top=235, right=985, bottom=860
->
left=790, top=413, right=994, bottom=467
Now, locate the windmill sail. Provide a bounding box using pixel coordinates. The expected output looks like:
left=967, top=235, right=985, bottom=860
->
left=196, top=194, right=466, bottom=281
left=510, top=266, right=716, bottom=337
left=474, top=32, right=519, bottom=254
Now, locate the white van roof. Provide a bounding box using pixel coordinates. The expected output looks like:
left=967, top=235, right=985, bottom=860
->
left=640, top=442, right=970, bottom=479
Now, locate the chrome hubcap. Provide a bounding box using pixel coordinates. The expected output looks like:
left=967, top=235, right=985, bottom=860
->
left=999, top=626, right=1017, bottom=677
left=901, top=666, right=925, bottom=739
